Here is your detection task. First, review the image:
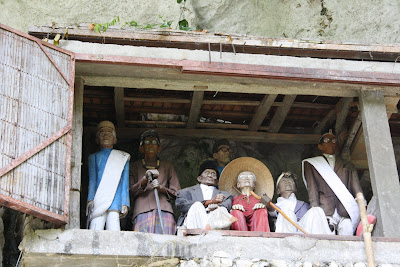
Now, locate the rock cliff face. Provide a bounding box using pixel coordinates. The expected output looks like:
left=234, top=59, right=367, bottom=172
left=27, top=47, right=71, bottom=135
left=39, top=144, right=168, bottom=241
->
left=1, top=0, right=400, bottom=43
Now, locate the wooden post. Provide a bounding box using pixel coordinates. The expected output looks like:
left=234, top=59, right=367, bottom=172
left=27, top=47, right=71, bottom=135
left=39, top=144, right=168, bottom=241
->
left=359, top=89, right=400, bottom=237
left=66, top=77, right=84, bottom=229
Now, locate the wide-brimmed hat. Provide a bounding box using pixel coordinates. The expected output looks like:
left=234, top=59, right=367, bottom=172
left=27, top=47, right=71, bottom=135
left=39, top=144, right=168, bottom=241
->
left=219, top=157, right=274, bottom=199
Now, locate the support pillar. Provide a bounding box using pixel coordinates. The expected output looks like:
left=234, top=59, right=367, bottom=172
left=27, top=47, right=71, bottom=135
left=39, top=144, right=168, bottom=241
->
left=359, top=89, right=400, bottom=237
left=66, top=77, right=84, bottom=229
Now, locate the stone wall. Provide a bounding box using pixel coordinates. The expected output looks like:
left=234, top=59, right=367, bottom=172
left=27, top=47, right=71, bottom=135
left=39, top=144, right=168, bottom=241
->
left=20, top=229, right=400, bottom=266
left=1, top=0, right=400, bottom=43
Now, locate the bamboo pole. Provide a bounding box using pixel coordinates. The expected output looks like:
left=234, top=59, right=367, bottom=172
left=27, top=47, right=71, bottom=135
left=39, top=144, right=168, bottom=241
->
left=249, top=191, right=309, bottom=234
left=232, top=186, right=308, bottom=234
left=356, top=192, right=375, bottom=267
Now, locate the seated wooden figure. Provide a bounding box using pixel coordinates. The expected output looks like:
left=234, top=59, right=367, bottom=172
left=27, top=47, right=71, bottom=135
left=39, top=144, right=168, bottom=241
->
left=302, top=129, right=362, bottom=235
left=262, top=172, right=334, bottom=235
left=269, top=172, right=310, bottom=233
left=176, top=160, right=234, bottom=230
left=219, top=157, right=274, bottom=232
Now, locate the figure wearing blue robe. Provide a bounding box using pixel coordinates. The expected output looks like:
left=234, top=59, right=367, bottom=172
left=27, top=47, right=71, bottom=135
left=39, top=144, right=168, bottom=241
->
left=88, top=148, right=130, bottom=212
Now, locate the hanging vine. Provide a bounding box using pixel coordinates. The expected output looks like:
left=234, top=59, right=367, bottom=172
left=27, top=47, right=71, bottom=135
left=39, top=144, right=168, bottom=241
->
left=87, top=0, right=196, bottom=34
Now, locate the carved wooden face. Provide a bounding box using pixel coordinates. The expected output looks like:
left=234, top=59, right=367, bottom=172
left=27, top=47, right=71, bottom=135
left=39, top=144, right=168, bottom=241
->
left=97, top=127, right=116, bottom=149
left=237, top=171, right=256, bottom=190
left=140, top=137, right=161, bottom=160
left=197, top=169, right=218, bottom=186
left=213, top=145, right=232, bottom=166
left=277, top=177, right=296, bottom=196
left=318, top=134, right=337, bottom=155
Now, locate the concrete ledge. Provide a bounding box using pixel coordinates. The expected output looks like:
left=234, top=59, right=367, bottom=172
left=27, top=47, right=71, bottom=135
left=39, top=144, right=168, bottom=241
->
left=21, top=229, right=400, bottom=266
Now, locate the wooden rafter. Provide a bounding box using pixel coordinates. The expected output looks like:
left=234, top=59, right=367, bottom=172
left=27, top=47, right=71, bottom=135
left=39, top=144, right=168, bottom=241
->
left=114, top=87, right=125, bottom=127
left=313, top=109, right=336, bottom=134
left=125, top=120, right=269, bottom=131
left=349, top=96, right=399, bottom=169
left=123, top=96, right=335, bottom=109
left=86, top=127, right=320, bottom=144
left=335, top=97, right=354, bottom=136
left=186, top=91, right=204, bottom=128
left=248, top=94, right=277, bottom=132
left=341, top=113, right=362, bottom=160
left=268, top=95, right=296, bottom=133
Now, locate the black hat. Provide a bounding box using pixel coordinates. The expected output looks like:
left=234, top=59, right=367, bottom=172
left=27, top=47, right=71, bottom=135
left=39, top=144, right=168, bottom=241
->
left=212, top=139, right=230, bottom=153
left=140, top=129, right=160, bottom=146
left=198, top=160, right=220, bottom=179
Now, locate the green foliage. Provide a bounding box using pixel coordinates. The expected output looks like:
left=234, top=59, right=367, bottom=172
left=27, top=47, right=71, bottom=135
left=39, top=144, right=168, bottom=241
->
left=178, top=19, right=190, bottom=31
left=177, top=0, right=193, bottom=31
left=125, top=20, right=140, bottom=27
left=159, top=15, right=173, bottom=28
left=94, top=16, right=120, bottom=33
left=91, top=0, right=197, bottom=33
left=142, top=23, right=159, bottom=29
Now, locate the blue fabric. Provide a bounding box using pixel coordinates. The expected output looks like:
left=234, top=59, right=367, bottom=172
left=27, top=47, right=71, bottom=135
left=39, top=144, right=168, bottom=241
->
left=88, top=148, right=130, bottom=211
left=217, top=165, right=224, bottom=179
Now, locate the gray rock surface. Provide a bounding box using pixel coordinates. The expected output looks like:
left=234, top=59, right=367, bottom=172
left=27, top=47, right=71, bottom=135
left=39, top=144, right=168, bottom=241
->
left=1, top=0, right=400, bottom=43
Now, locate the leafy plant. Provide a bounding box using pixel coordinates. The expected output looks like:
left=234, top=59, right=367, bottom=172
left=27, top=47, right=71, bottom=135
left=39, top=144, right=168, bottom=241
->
left=142, top=23, right=159, bottom=29
left=159, top=15, right=173, bottom=28
left=94, top=16, right=120, bottom=33
left=124, top=20, right=141, bottom=27
left=177, top=0, right=193, bottom=31
left=178, top=19, right=190, bottom=31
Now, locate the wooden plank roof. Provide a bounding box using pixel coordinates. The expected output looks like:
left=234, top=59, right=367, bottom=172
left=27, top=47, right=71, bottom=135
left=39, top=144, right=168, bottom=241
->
left=29, top=25, right=400, bottom=62
left=28, top=25, right=400, bottom=151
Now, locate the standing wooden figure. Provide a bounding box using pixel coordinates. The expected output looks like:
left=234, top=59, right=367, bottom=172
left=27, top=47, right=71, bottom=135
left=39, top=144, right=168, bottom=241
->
left=87, top=121, right=130, bottom=231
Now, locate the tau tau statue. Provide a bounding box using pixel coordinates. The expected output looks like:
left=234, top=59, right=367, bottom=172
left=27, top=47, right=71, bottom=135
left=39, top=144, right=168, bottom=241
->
left=87, top=121, right=130, bottom=231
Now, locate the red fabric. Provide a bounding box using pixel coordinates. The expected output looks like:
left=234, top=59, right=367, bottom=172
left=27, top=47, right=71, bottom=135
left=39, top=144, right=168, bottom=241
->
left=356, top=215, right=377, bottom=236
left=230, top=195, right=270, bottom=232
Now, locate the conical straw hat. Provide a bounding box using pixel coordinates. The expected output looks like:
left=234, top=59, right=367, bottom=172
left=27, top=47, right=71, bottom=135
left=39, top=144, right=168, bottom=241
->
left=219, top=157, right=274, bottom=199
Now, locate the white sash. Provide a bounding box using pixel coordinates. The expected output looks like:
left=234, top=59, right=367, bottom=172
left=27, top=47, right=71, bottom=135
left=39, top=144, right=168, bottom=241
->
left=302, top=156, right=360, bottom=231
left=92, top=150, right=130, bottom=219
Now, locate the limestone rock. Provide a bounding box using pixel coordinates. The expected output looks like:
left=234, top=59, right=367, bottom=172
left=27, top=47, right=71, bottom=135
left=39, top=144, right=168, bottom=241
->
left=220, top=257, right=233, bottom=267
left=234, top=259, right=253, bottom=267
left=213, top=257, right=221, bottom=267
left=200, top=257, right=214, bottom=267
left=179, top=259, right=200, bottom=267
left=270, top=260, right=289, bottom=267
left=148, top=258, right=180, bottom=266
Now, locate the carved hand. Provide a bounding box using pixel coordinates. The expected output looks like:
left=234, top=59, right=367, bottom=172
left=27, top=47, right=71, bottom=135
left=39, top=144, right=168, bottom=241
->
left=120, top=205, right=129, bottom=218
left=232, top=204, right=245, bottom=212
left=207, top=203, right=219, bottom=211
left=259, top=193, right=271, bottom=207
left=252, top=202, right=266, bottom=210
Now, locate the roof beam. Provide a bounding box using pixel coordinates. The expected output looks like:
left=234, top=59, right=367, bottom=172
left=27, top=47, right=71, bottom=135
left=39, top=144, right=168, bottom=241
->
left=186, top=91, right=204, bottom=128
left=313, top=109, right=335, bottom=134
left=248, top=94, right=277, bottom=132
left=268, top=95, right=296, bottom=133
left=124, top=96, right=335, bottom=109
left=114, top=87, right=125, bottom=127
left=349, top=96, right=400, bottom=169
left=341, top=113, right=362, bottom=160
left=103, top=127, right=320, bottom=144
left=83, top=76, right=389, bottom=98
left=335, top=97, right=353, bottom=136
left=125, top=120, right=269, bottom=131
